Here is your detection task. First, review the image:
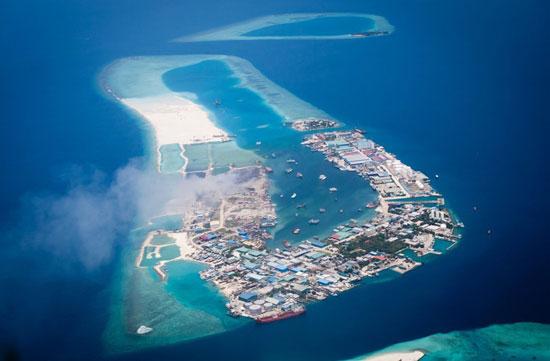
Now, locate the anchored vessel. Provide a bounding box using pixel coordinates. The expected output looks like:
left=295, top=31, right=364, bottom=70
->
left=256, top=306, right=305, bottom=324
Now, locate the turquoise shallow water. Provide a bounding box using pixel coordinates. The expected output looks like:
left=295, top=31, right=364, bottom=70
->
left=349, top=322, right=550, bottom=361
left=243, top=16, right=375, bottom=37
left=162, top=60, right=378, bottom=246
left=159, top=144, right=185, bottom=173
left=4, top=0, right=549, bottom=359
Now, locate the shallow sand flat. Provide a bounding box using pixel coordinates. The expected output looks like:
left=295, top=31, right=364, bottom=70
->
left=168, top=231, right=196, bottom=259
left=175, top=13, right=394, bottom=42
left=121, top=93, right=227, bottom=147
left=361, top=350, right=424, bottom=361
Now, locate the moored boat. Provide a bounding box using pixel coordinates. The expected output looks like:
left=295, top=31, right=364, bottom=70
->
left=256, top=307, right=305, bottom=324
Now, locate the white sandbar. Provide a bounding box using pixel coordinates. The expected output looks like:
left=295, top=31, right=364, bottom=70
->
left=175, top=13, right=394, bottom=42
left=361, top=350, right=425, bottom=361
left=121, top=94, right=227, bottom=147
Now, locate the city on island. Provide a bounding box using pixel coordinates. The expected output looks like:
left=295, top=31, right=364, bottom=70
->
left=136, top=127, right=462, bottom=327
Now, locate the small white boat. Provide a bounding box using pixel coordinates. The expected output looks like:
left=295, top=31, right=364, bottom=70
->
left=319, top=174, right=327, bottom=181
left=329, top=187, right=338, bottom=192
left=291, top=193, right=297, bottom=199
left=256, top=141, right=262, bottom=146
left=137, top=325, right=153, bottom=335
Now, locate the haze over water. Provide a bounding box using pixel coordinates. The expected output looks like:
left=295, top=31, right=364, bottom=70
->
left=1, top=0, right=549, bottom=360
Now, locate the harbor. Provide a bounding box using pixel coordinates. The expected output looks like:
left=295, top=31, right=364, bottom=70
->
left=137, top=128, right=461, bottom=323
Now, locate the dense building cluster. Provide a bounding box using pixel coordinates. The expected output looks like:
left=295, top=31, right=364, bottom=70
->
left=140, top=131, right=461, bottom=323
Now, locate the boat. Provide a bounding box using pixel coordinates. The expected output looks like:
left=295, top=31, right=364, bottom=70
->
left=292, top=228, right=301, bottom=235
left=214, top=99, right=222, bottom=107
left=256, top=307, right=305, bottom=324
left=279, top=194, right=284, bottom=198
left=291, top=193, right=297, bottom=199
left=136, top=325, right=153, bottom=335
left=319, top=208, right=326, bottom=213
left=296, top=203, right=305, bottom=209
left=265, top=166, right=273, bottom=173
left=283, top=240, right=291, bottom=248
left=256, top=141, right=262, bottom=146
left=287, top=159, right=297, bottom=164
left=339, top=209, right=344, bottom=213
left=329, top=187, right=338, bottom=192
left=319, top=174, right=327, bottom=181
left=366, top=201, right=378, bottom=208
left=271, top=152, right=277, bottom=158
left=285, top=168, right=293, bottom=174
left=296, top=172, right=303, bottom=179
left=308, top=218, right=320, bottom=225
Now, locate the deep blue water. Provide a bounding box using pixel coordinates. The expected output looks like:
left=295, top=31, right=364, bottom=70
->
left=1, top=0, right=549, bottom=360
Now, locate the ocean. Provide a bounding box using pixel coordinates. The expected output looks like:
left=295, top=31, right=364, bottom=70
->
left=1, top=0, right=549, bottom=360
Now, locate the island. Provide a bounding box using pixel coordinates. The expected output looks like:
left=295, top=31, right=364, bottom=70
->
left=140, top=129, right=461, bottom=323
left=100, top=14, right=462, bottom=352
left=174, top=13, right=394, bottom=42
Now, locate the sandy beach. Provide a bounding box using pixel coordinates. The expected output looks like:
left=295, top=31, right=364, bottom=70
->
left=121, top=93, right=228, bottom=148
left=361, top=350, right=424, bottom=361
left=168, top=231, right=197, bottom=259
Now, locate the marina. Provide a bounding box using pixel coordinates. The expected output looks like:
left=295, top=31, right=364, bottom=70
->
left=134, top=127, right=462, bottom=323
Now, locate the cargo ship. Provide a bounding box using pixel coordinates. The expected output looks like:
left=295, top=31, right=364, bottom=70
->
left=256, top=307, right=305, bottom=324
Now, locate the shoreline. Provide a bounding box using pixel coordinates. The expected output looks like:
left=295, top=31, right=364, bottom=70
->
left=175, top=13, right=395, bottom=42
left=360, top=350, right=425, bottom=361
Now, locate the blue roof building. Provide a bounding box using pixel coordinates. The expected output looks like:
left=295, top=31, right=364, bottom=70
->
left=311, top=240, right=327, bottom=248
left=238, top=291, right=257, bottom=302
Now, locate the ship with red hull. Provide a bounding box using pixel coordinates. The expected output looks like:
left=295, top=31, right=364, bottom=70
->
left=256, top=308, right=305, bottom=324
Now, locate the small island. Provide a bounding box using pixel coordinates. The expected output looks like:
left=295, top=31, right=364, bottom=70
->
left=289, top=117, right=339, bottom=131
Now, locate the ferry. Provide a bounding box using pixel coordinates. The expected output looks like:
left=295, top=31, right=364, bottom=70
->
left=256, top=306, right=305, bottom=324
left=291, top=193, right=297, bottom=199
left=308, top=218, right=320, bottom=225
left=319, top=174, right=327, bottom=181
left=285, top=168, right=293, bottom=174
left=292, top=228, right=301, bottom=235
left=329, top=187, right=338, bottom=192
